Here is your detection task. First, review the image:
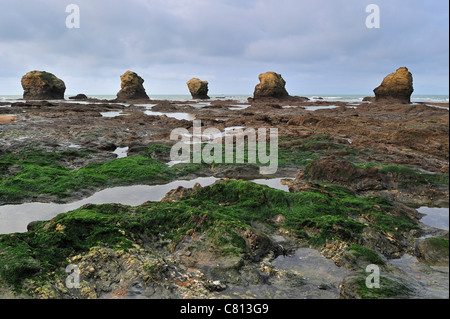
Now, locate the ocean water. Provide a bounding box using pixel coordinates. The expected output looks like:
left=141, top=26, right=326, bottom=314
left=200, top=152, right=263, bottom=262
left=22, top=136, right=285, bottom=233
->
left=1, top=94, right=449, bottom=104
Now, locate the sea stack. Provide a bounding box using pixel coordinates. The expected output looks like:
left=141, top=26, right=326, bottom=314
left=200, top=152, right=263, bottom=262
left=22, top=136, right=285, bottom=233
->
left=21, top=71, right=66, bottom=100
left=374, top=67, right=414, bottom=104
left=253, top=71, right=290, bottom=99
left=186, top=78, right=210, bottom=99
left=116, top=71, right=149, bottom=100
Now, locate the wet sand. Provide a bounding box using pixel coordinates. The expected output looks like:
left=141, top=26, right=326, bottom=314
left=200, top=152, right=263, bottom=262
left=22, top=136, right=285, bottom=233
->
left=0, top=115, right=17, bottom=124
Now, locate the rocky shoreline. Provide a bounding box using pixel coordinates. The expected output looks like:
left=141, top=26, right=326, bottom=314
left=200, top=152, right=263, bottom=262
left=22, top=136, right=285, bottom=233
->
left=0, top=93, right=448, bottom=299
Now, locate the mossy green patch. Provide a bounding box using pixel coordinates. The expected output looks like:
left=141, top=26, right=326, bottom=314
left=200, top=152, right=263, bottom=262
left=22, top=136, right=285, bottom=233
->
left=182, top=180, right=418, bottom=246
left=0, top=236, right=41, bottom=287
left=0, top=137, right=374, bottom=204
left=0, top=180, right=420, bottom=291
left=429, top=238, right=449, bottom=252
left=0, top=146, right=206, bottom=204
left=0, top=147, right=89, bottom=175
left=357, top=163, right=449, bottom=186
left=348, top=244, right=385, bottom=265
left=35, top=71, right=56, bottom=85
left=356, top=276, right=412, bottom=299
left=424, top=238, right=450, bottom=257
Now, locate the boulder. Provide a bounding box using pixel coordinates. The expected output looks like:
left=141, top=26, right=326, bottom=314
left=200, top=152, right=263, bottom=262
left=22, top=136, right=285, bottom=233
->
left=295, top=156, right=383, bottom=191
left=116, top=71, right=149, bottom=100
left=362, top=96, right=376, bottom=102
left=415, top=237, right=449, bottom=266
left=374, top=67, right=414, bottom=104
left=186, top=78, right=210, bottom=99
left=69, top=94, right=88, bottom=100
left=21, top=71, right=66, bottom=100
left=253, top=71, right=289, bottom=99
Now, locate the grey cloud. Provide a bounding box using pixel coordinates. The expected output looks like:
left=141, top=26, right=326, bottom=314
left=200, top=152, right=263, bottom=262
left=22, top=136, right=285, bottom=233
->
left=0, top=0, right=448, bottom=95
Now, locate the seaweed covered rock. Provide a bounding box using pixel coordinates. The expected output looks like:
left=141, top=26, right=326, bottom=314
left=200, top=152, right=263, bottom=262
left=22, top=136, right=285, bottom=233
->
left=186, top=78, right=210, bottom=99
left=415, top=236, right=449, bottom=266
left=294, top=156, right=441, bottom=195
left=21, top=71, right=66, bottom=100
left=295, top=156, right=383, bottom=191
left=0, top=180, right=424, bottom=298
left=340, top=272, right=414, bottom=299
left=116, top=71, right=149, bottom=101
left=374, top=67, right=414, bottom=104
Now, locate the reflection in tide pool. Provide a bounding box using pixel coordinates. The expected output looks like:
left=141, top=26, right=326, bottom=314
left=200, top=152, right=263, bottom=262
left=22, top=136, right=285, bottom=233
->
left=144, top=110, right=195, bottom=121
left=251, top=178, right=289, bottom=192
left=0, top=177, right=218, bottom=234
left=273, top=248, right=350, bottom=289
left=0, top=177, right=289, bottom=234
left=100, top=111, right=128, bottom=118
left=417, top=207, right=449, bottom=230
left=219, top=248, right=350, bottom=299
left=113, top=147, right=129, bottom=159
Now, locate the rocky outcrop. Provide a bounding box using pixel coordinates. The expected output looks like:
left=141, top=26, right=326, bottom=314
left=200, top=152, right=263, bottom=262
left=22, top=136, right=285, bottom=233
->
left=186, top=78, right=210, bottom=99
left=253, top=71, right=289, bottom=99
left=21, top=71, right=66, bottom=100
left=69, top=94, right=88, bottom=100
left=362, top=96, right=376, bottom=102
left=295, top=156, right=383, bottom=191
left=374, top=67, right=414, bottom=104
left=116, top=71, right=149, bottom=101
left=415, top=236, right=449, bottom=266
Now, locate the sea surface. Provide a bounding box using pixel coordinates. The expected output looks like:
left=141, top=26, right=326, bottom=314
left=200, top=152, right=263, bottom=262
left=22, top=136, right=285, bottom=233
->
left=1, top=94, right=449, bottom=104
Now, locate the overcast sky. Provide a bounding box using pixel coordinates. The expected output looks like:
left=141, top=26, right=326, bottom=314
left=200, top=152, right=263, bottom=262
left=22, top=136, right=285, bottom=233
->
left=0, top=0, right=448, bottom=96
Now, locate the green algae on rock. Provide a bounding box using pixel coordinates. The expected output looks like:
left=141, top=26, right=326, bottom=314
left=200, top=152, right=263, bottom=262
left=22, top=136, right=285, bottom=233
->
left=0, top=179, right=422, bottom=297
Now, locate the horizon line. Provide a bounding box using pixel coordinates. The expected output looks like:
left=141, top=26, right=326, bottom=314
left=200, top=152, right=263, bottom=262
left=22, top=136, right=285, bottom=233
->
left=2, top=93, right=449, bottom=97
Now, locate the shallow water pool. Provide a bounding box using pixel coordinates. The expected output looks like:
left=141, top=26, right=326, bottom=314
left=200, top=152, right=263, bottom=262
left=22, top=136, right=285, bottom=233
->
left=0, top=177, right=289, bottom=234
left=417, top=207, right=449, bottom=230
